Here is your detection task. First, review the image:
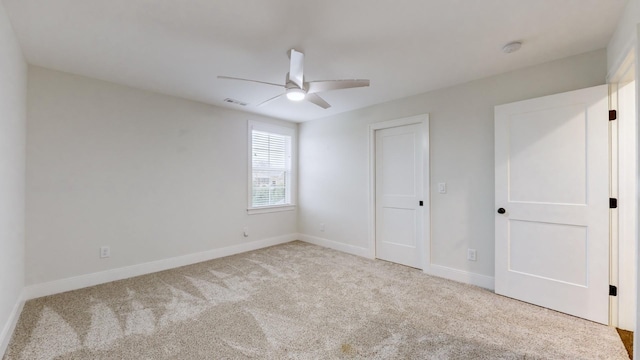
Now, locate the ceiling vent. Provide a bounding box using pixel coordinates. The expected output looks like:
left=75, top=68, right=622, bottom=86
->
left=223, top=98, right=248, bottom=106
left=502, top=41, right=522, bottom=54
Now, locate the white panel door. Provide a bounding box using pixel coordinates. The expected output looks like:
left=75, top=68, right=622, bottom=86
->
left=375, top=124, right=423, bottom=269
left=495, top=85, right=609, bottom=324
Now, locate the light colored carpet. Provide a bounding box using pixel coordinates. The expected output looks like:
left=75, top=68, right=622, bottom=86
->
left=3, top=241, right=628, bottom=359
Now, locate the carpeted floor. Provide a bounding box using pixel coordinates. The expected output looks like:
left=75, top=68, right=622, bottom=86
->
left=3, top=241, right=629, bottom=359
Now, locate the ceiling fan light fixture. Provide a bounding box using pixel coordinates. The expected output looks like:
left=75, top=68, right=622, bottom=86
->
left=286, top=88, right=306, bottom=101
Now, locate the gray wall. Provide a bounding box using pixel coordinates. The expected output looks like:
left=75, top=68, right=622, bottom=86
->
left=25, top=67, right=297, bottom=285
left=298, top=49, right=607, bottom=279
left=0, top=0, right=26, bottom=352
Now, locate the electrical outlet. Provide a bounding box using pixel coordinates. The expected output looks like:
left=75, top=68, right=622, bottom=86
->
left=100, top=246, right=110, bottom=258
left=438, top=183, right=447, bottom=194
left=467, top=249, right=477, bottom=261
left=320, top=223, right=325, bottom=232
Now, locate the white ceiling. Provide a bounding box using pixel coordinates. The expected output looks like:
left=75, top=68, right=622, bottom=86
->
left=3, top=0, right=627, bottom=122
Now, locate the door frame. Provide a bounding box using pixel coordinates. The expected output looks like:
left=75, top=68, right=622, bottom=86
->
left=608, top=47, right=638, bottom=331
left=368, top=114, right=430, bottom=270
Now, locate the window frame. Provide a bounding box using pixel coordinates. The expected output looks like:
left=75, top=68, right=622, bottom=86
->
left=247, top=120, right=297, bottom=215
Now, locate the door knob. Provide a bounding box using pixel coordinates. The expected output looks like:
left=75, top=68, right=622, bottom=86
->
left=497, top=208, right=506, bottom=214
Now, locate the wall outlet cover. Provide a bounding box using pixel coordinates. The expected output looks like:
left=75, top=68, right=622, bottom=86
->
left=100, top=246, right=110, bottom=258
left=467, top=248, right=477, bottom=261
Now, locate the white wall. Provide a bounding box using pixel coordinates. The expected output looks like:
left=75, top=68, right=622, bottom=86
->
left=0, top=0, right=26, bottom=354
left=26, top=66, right=297, bottom=287
left=607, top=0, right=639, bottom=77
left=298, top=49, right=607, bottom=281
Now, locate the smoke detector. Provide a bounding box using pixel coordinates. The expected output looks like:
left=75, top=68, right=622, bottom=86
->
left=502, top=41, right=522, bottom=54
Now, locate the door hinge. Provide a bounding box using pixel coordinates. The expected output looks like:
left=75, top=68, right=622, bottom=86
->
left=609, top=285, right=618, bottom=296
left=609, top=110, right=617, bottom=121
left=610, top=198, right=618, bottom=209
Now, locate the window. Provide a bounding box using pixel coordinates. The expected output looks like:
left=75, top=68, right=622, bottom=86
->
left=248, top=121, right=296, bottom=214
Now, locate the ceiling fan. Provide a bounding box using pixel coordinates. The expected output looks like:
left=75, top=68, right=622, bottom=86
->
left=218, top=49, right=370, bottom=109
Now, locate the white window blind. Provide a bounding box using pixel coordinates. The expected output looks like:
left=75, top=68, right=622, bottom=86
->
left=251, top=129, right=292, bottom=208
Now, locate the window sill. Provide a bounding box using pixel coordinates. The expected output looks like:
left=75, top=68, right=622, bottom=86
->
left=247, top=205, right=296, bottom=215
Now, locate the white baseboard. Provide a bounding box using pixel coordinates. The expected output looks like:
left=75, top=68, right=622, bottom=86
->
left=427, top=264, right=495, bottom=290
left=298, top=234, right=371, bottom=258
left=299, top=234, right=494, bottom=290
left=24, top=234, right=298, bottom=300
left=0, top=289, right=25, bottom=357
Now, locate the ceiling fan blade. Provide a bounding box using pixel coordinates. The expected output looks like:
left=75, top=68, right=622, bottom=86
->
left=306, top=79, right=370, bottom=94
left=217, top=76, right=285, bottom=88
left=257, top=93, right=285, bottom=107
left=306, top=93, right=331, bottom=109
left=288, top=49, right=304, bottom=89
